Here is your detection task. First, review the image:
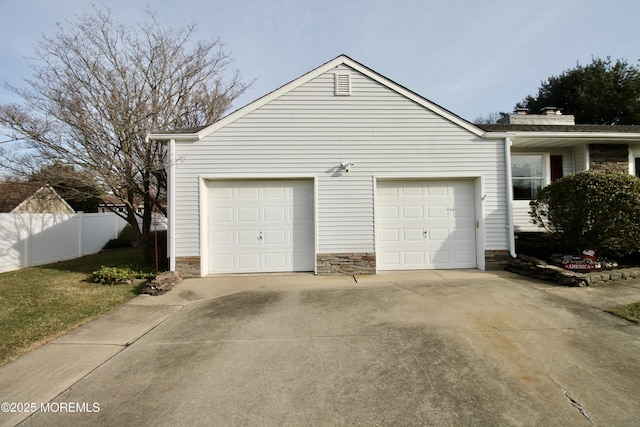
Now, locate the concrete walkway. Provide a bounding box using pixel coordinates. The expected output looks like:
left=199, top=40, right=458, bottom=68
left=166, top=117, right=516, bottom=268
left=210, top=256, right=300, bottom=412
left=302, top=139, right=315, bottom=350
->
left=2, top=270, right=640, bottom=426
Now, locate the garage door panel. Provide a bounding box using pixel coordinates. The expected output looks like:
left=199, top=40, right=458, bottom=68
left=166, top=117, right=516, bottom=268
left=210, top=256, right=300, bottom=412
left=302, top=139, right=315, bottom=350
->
left=237, top=253, right=261, bottom=270
left=428, top=228, right=449, bottom=241
left=292, top=251, right=314, bottom=267
left=428, top=205, right=448, bottom=218
left=237, top=230, right=260, bottom=246
left=377, top=251, right=397, bottom=265
left=211, top=253, right=234, bottom=268
left=377, top=179, right=476, bottom=270
left=237, top=187, right=259, bottom=199
left=426, top=185, right=447, bottom=195
left=263, top=229, right=286, bottom=245
left=455, top=251, right=475, bottom=263
left=211, top=230, right=234, bottom=246
left=403, top=187, right=424, bottom=197
left=453, top=227, right=475, bottom=240
left=430, top=251, right=450, bottom=265
left=292, top=230, right=314, bottom=244
left=238, top=207, right=260, bottom=222
left=211, top=207, right=234, bottom=222
left=263, top=186, right=286, bottom=198
left=378, top=186, right=399, bottom=197
left=404, top=251, right=425, bottom=265
left=379, top=206, right=399, bottom=219
left=212, top=187, right=233, bottom=199
left=402, top=206, right=424, bottom=218
left=403, top=228, right=424, bottom=241
left=208, top=180, right=314, bottom=274
left=379, top=229, right=399, bottom=242
left=263, top=253, right=286, bottom=268
left=264, top=206, right=285, bottom=221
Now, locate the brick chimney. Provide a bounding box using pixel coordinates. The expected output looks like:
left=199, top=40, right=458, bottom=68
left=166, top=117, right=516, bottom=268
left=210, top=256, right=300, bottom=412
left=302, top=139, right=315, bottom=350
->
left=500, top=107, right=575, bottom=125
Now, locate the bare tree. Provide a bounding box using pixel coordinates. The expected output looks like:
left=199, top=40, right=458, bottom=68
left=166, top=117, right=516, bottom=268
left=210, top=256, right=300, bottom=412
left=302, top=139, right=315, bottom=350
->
left=0, top=7, right=250, bottom=262
left=472, top=111, right=508, bottom=124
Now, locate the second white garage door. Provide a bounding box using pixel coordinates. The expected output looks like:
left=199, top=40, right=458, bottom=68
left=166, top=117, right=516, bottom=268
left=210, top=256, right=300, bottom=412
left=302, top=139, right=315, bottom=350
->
left=377, top=179, right=477, bottom=270
left=208, top=179, right=314, bottom=274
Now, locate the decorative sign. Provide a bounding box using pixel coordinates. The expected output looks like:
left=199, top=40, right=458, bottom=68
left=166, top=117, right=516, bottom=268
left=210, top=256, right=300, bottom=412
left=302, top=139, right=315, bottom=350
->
left=562, top=250, right=597, bottom=271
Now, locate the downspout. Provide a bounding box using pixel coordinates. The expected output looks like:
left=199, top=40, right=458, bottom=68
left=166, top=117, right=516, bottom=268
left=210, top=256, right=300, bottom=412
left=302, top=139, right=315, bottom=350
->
left=504, top=136, right=517, bottom=258
left=168, top=139, right=176, bottom=271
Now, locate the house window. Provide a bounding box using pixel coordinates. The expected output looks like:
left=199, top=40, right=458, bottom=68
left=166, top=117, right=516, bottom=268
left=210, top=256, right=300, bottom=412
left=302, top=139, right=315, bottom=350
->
left=512, top=154, right=544, bottom=200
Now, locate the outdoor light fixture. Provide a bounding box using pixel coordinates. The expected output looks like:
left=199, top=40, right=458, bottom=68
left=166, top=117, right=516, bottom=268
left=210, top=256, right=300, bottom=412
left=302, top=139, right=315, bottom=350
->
left=340, top=162, right=355, bottom=172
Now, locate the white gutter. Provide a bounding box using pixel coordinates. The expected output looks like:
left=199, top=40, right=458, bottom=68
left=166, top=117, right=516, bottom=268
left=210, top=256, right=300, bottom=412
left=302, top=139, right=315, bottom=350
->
left=168, top=139, right=176, bottom=271
left=504, top=136, right=516, bottom=258
left=485, top=131, right=640, bottom=140
left=146, top=133, right=200, bottom=142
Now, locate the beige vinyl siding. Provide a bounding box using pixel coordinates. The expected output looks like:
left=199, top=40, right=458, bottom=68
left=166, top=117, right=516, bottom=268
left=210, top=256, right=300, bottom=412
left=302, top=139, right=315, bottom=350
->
left=173, top=64, right=507, bottom=258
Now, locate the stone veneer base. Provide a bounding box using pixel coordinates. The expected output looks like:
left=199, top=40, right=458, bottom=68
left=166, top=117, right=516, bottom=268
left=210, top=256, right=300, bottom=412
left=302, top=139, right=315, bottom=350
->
left=175, top=251, right=509, bottom=277
left=316, top=253, right=376, bottom=275
left=485, top=250, right=510, bottom=270
left=175, top=256, right=201, bottom=278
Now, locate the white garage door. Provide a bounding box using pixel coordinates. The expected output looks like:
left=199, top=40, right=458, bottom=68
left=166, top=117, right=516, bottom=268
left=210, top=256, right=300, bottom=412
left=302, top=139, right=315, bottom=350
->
left=377, top=179, right=476, bottom=270
left=208, top=179, right=314, bottom=274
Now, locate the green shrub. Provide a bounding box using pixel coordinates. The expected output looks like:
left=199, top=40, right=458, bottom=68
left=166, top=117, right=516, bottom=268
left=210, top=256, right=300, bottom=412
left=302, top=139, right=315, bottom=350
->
left=92, top=266, right=134, bottom=284
left=529, top=170, right=640, bottom=257
left=103, top=224, right=141, bottom=250
left=102, top=238, right=133, bottom=249
left=118, top=224, right=138, bottom=243
left=92, top=265, right=156, bottom=285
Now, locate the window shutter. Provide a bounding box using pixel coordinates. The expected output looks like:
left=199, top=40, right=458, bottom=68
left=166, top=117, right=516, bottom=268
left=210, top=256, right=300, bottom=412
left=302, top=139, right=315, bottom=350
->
left=550, top=155, right=563, bottom=182
left=334, top=73, right=351, bottom=96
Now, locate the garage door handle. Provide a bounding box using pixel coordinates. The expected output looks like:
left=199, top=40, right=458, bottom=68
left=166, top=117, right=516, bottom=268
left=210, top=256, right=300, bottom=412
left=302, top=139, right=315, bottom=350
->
left=258, top=232, right=263, bottom=241
left=423, top=230, right=428, bottom=238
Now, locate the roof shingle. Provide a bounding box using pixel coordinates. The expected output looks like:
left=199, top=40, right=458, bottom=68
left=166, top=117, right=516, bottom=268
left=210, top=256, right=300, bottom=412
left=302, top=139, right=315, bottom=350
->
left=0, top=182, right=43, bottom=213
left=478, top=124, right=640, bottom=133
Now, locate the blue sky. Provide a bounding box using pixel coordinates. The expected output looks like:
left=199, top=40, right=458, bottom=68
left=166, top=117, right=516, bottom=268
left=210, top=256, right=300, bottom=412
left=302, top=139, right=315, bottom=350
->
left=0, top=0, right=639, bottom=122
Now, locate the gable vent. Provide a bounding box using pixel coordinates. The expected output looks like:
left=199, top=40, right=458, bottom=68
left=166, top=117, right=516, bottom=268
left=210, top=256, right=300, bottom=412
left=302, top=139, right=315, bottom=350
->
left=334, top=73, right=351, bottom=96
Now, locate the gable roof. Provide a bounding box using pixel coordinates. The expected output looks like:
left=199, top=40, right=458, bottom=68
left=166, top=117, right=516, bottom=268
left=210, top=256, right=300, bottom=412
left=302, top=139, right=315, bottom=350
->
left=148, top=55, right=485, bottom=141
left=0, top=183, right=75, bottom=213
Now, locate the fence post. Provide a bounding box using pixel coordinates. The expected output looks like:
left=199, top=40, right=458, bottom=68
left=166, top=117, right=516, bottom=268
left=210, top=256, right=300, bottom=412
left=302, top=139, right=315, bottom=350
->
left=23, top=213, right=30, bottom=269
left=77, top=212, right=83, bottom=257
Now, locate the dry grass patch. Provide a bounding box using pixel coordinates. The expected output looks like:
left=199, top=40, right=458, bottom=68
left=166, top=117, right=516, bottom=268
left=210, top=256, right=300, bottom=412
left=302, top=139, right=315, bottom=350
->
left=608, top=302, right=640, bottom=323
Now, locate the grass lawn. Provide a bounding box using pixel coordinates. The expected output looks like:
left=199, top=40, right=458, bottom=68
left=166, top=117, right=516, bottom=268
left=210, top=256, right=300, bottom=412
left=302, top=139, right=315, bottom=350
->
left=0, top=248, right=146, bottom=366
left=608, top=302, right=640, bottom=323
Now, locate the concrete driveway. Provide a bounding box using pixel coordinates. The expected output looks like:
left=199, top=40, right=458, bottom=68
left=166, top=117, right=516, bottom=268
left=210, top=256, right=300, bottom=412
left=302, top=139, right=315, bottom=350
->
left=2, top=270, right=640, bottom=426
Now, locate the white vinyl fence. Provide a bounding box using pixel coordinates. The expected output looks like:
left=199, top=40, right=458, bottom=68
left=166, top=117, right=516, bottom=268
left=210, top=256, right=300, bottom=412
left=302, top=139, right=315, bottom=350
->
left=0, top=212, right=128, bottom=273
